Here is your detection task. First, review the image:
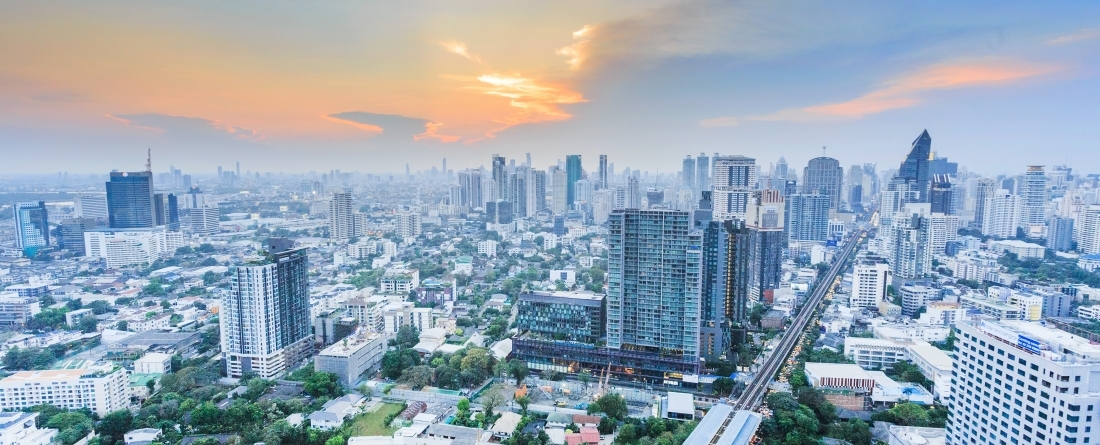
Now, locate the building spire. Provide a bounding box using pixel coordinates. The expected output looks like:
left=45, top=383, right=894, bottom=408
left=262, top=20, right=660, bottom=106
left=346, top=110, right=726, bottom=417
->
left=146, top=148, right=152, bottom=173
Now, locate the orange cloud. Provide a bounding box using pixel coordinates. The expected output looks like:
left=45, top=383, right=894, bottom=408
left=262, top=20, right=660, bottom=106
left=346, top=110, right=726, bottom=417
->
left=463, top=73, right=585, bottom=137
left=414, top=122, right=461, bottom=143
left=556, top=25, right=596, bottom=70
left=724, top=60, right=1059, bottom=123
left=321, top=114, right=383, bottom=133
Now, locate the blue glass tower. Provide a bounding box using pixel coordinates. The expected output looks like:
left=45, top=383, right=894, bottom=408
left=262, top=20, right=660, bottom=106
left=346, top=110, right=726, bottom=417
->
left=14, top=201, right=49, bottom=256
left=106, top=171, right=155, bottom=229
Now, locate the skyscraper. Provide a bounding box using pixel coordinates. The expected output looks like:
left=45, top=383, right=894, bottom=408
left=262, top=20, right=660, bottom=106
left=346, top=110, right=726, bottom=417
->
left=607, top=209, right=702, bottom=360
left=1020, top=165, right=1049, bottom=231
left=929, top=174, right=955, bottom=215
left=626, top=176, right=641, bottom=209
left=846, top=165, right=864, bottom=208
left=897, top=129, right=933, bottom=201
left=598, top=155, right=608, bottom=190
left=695, top=153, right=710, bottom=198
left=972, top=178, right=998, bottom=230
left=786, top=193, right=830, bottom=242
left=682, top=155, right=696, bottom=193
left=510, top=168, right=528, bottom=218
left=59, top=217, right=95, bottom=256
left=741, top=190, right=786, bottom=307
left=775, top=156, right=789, bottom=179
left=1079, top=205, right=1100, bottom=255
left=328, top=191, right=355, bottom=242
left=531, top=169, right=547, bottom=213
left=75, top=194, right=108, bottom=220
left=802, top=156, right=844, bottom=210
left=566, top=155, right=582, bottom=208
left=1047, top=216, right=1075, bottom=252
left=712, top=155, right=756, bottom=221
left=551, top=168, right=567, bottom=214
left=153, top=193, right=180, bottom=230
left=457, top=170, right=483, bottom=209
left=14, top=201, right=49, bottom=255
left=889, top=204, right=933, bottom=280
left=221, top=239, right=312, bottom=379
left=694, top=192, right=735, bottom=360
left=982, top=190, right=1021, bottom=238
left=947, top=319, right=1100, bottom=445
left=492, top=155, right=507, bottom=201
left=106, top=171, right=155, bottom=229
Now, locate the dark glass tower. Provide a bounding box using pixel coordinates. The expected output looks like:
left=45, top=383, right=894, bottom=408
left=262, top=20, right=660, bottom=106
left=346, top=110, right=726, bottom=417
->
left=898, top=129, right=932, bottom=201
left=566, top=155, right=582, bottom=207
left=14, top=201, right=49, bottom=254
left=106, top=171, right=155, bottom=229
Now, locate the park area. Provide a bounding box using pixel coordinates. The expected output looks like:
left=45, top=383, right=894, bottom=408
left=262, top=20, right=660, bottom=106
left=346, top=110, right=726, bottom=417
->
left=346, top=402, right=405, bottom=437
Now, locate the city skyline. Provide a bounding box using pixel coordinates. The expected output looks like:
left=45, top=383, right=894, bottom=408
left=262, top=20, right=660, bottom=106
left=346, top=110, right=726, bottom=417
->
left=3, top=2, right=1100, bottom=174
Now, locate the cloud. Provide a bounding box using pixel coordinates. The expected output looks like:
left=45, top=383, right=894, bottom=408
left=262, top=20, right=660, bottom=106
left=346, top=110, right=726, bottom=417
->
left=108, top=113, right=263, bottom=140
left=325, top=112, right=460, bottom=143
left=556, top=25, right=596, bottom=70
left=440, top=40, right=482, bottom=63
left=699, top=116, right=739, bottom=127
left=459, top=73, right=586, bottom=138
left=34, top=90, right=89, bottom=102
left=1048, top=28, right=1100, bottom=45
left=737, top=60, right=1058, bottom=122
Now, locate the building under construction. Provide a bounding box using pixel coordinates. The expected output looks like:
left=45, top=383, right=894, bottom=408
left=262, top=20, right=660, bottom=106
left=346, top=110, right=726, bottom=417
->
left=512, top=336, right=703, bottom=387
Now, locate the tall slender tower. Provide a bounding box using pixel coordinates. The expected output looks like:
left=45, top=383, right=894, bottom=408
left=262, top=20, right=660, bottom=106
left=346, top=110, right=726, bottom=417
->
left=566, top=155, right=582, bottom=207
left=712, top=156, right=756, bottom=220
left=802, top=156, right=844, bottom=210
left=598, top=155, right=608, bottom=190
left=106, top=171, right=155, bottom=229
left=898, top=130, right=933, bottom=201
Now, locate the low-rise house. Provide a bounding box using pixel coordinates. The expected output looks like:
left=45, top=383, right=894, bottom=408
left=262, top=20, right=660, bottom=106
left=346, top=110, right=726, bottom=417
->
left=124, top=428, right=162, bottom=445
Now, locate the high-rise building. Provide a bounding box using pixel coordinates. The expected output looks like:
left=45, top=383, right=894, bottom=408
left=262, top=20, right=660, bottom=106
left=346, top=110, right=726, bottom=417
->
left=598, top=155, right=608, bottom=190
left=510, top=168, right=528, bottom=218
left=982, top=190, right=1021, bottom=239
left=802, top=157, right=844, bottom=210
left=948, top=319, right=1100, bottom=445
left=59, top=218, right=95, bottom=255
left=593, top=189, right=613, bottom=224
left=566, top=155, right=582, bottom=207
left=153, top=193, right=180, bottom=230
left=897, top=130, right=933, bottom=201
left=1079, top=205, right=1100, bottom=255
left=775, top=156, right=789, bottom=179
left=927, top=212, right=960, bottom=255
left=492, top=155, right=507, bottom=201
left=929, top=174, right=955, bottom=215
left=696, top=153, right=710, bottom=198
left=191, top=206, right=220, bottom=236
left=531, top=169, right=547, bottom=213
left=889, top=204, right=933, bottom=280
left=607, top=209, right=702, bottom=361
left=850, top=254, right=891, bottom=309
left=457, top=170, right=484, bottom=209
left=1047, top=216, right=1075, bottom=252
left=682, top=156, right=696, bottom=193
left=551, top=168, right=567, bottom=214
left=1020, top=165, right=1049, bottom=230
left=626, top=176, right=641, bottom=209
left=106, top=171, right=155, bottom=229
left=328, top=191, right=355, bottom=242
left=395, top=212, right=422, bottom=238
left=972, top=178, right=998, bottom=230
left=786, top=193, right=830, bottom=242
left=13, top=201, right=49, bottom=255
left=712, top=155, right=756, bottom=220
left=741, top=190, right=786, bottom=308
left=847, top=165, right=864, bottom=208
left=74, top=194, right=108, bottom=220
left=221, top=239, right=312, bottom=379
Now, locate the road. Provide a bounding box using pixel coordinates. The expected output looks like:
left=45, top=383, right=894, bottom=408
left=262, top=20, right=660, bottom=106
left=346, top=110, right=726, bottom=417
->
left=730, top=226, right=868, bottom=411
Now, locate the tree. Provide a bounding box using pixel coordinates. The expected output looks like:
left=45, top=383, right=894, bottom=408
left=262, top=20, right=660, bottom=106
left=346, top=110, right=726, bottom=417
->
left=143, top=279, right=167, bottom=297
left=590, top=393, right=628, bottom=421
left=597, top=416, right=617, bottom=435
left=748, top=304, right=768, bottom=329
left=398, top=365, right=433, bottom=390
left=44, top=411, right=93, bottom=445
left=515, top=395, right=530, bottom=416
left=395, top=325, right=421, bottom=349
left=97, top=410, right=134, bottom=445
left=381, top=349, right=421, bottom=380
left=304, top=371, right=344, bottom=398
left=480, top=388, right=506, bottom=419
left=65, top=299, right=83, bottom=311
left=202, top=270, right=220, bottom=285
left=712, top=377, right=734, bottom=396
left=579, top=370, right=593, bottom=390
left=508, top=359, right=529, bottom=385
left=115, top=320, right=129, bottom=331
left=79, top=316, right=98, bottom=333
left=872, top=402, right=931, bottom=427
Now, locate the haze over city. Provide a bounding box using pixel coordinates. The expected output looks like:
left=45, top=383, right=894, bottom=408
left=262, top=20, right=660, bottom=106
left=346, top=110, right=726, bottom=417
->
left=3, top=1, right=1100, bottom=174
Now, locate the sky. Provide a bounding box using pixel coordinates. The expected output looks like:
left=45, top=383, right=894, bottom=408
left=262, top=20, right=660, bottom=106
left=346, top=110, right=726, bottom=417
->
left=2, top=1, right=1100, bottom=177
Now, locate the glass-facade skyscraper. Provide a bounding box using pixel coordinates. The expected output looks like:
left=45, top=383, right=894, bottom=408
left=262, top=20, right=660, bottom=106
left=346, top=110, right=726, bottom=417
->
left=565, top=155, right=581, bottom=207
left=606, top=208, right=702, bottom=359
left=106, top=171, right=155, bottom=229
left=898, top=129, right=933, bottom=201
left=14, top=201, right=49, bottom=255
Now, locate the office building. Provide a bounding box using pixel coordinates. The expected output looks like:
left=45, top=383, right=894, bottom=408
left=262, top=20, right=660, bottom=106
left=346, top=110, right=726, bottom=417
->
left=898, top=285, right=938, bottom=317
left=152, top=193, right=179, bottom=230
left=329, top=191, right=355, bottom=241
left=515, top=291, right=605, bottom=344
left=850, top=254, right=891, bottom=309
left=802, top=157, right=844, bottom=210
left=948, top=320, right=1100, bottom=445
left=847, top=165, right=864, bottom=208
left=13, top=201, right=49, bottom=255
left=510, top=168, right=528, bottom=217
left=741, top=190, right=786, bottom=308
left=607, top=209, right=702, bottom=360
left=74, top=194, right=108, bottom=220
left=598, top=155, right=608, bottom=190
left=694, top=192, right=734, bottom=359
left=395, top=212, right=422, bottom=238
left=0, top=295, right=40, bottom=327
left=314, top=331, right=385, bottom=387
left=712, top=156, right=756, bottom=220
left=106, top=171, right=156, bottom=229
left=1047, top=216, right=1075, bottom=252
left=982, top=190, right=1021, bottom=239
left=531, top=169, right=547, bottom=213
left=84, top=227, right=183, bottom=268
left=457, top=170, right=484, bottom=209
left=626, top=176, right=641, bottom=209
left=889, top=205, right=933, bottom=280
left=221, top=239, right=312, bottom=379
left=786, top=193, right=830, bottom=242
left=927, top=213, right=960, bottom=255
left=492, top=155, right=507, bottom=201
left=566, top=155, right=582, bottom=207
left=972, top=178, right=998, bottom=230
left=929, top=174, right=955, bottom=215
left=190, top=206, right=220, bottom=236
left=552, top=168, right=567, bottom=214
left=897, top=130, right=933, bottom=201
left=0, top=366, right=128, bottom=416
left=59, top=217, right=95, bottom=255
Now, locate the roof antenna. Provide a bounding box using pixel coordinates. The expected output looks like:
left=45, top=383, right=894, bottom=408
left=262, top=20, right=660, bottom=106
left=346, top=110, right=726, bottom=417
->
left=822, top=146, right=827, bottom=157
left=146, top=148, right=152, bottom=173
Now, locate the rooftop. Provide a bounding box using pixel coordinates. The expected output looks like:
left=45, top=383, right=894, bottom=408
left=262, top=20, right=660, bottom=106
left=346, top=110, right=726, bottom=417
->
left=519, top=290, right=604, bottom=306
left=975, top=319, right=1100, bottom=364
